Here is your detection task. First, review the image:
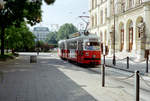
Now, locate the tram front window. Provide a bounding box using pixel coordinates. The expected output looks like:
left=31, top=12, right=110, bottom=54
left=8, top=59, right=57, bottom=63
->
left=85, top=42, right=100, bottom=50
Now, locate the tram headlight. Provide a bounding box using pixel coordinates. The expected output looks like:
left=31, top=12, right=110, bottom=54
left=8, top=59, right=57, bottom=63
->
left=92, top=55, right=96, bottom=58
left=85, top=52, right=89, bottom=56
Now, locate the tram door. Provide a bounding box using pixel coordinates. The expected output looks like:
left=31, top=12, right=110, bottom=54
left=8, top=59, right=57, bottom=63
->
left=77, top=41, right=83, bottom=62
left=129, top=27, right=133, bottom=52
left=120, top=29, right=124, bottom=51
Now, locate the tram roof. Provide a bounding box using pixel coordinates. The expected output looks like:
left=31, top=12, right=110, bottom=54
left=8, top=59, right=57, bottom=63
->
left=67, top=33, right=99, bottom=41
left=58, top=31, right=100, bottom=44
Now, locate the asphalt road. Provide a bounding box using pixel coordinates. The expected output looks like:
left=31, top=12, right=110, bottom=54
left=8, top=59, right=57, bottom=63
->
left=0, top=52, right=150, bottom=101
left=0, top=53, right=96, bottom=101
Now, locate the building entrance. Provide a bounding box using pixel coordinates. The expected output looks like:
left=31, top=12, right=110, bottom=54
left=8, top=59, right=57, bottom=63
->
left=129, top=27, right=133, bottom=52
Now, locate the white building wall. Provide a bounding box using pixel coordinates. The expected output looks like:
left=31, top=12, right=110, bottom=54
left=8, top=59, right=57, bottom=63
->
left=90, top=0, right=150, bottom=59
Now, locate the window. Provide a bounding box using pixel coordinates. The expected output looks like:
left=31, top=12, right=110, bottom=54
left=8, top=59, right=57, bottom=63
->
left=92, top=0, right=94, bottom=9
left=92, top=16, right=94, bottom=27
left=95, top=14, right=97, bottom=26
left=139, top=0, right=143, bottom=4
left=129, top=0, right=133, bottom=8
left=105, top=8, right=107, bottom=23
left=121, top=2, right=125, bottom=12
left=100, top=10, right=103, bottom=24
left=85, top=42, right=100, bottom=50
left=95, top=0, right=97, bottom=8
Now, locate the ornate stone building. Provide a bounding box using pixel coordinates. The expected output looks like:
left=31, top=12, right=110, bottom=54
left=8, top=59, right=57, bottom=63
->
left=0, top=0, right=5, bottom=9
left=89, top=0, right=150, bottom=59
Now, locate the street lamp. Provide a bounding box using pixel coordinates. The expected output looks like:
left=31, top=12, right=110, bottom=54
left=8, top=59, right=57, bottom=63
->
left=112, top=1, right=124, bottom=65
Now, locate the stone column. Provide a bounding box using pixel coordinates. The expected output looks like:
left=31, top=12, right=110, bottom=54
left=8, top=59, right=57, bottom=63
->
left=132, top=22, right=137, bottom=53
left=136, top=39, right=145, bottom=60
left=108, top=28, right=113, bottom=56
left=107, top=0, right=111, bottom=17
left=126, top=0, right=129, bottom=10
left=144, top=3, right=150, bottom=50
left=115, top=19, right=120, bottom=52
left=135, top=0, right=140, bottom=5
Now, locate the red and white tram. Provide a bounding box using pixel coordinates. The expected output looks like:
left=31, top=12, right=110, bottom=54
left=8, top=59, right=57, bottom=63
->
left=58, top=31, right=101, bottom=66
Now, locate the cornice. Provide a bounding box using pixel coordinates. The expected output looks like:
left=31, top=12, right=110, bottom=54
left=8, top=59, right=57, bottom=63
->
left=107, top=4, right=144, bottom=20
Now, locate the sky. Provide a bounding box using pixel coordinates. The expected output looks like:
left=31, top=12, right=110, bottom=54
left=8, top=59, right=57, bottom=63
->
left=30, top=0, right=89, bottom=31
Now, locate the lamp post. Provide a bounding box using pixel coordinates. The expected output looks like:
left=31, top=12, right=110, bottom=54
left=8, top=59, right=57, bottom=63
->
left=112, top=1, right=124, bottom=65
left=112, top=0, right=116, bottom=65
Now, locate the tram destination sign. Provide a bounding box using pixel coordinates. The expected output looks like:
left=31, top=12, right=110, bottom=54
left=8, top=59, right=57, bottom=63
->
left=69, top=32, right=81, bottom=38
left=89, top=38, right=98, bottom=41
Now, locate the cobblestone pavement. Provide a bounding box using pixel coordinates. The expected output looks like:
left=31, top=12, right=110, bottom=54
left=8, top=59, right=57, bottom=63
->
left=0, top=53, right=96, bottom=101
left=103, top=53, right=150, bottom=74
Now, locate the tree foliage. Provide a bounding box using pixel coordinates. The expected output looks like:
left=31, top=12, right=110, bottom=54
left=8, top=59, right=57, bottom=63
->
left=5, top=22, right=36, bottom=52
left=46, top=31, right=57, bottom=44
left=57, top=23, right=78, bottom=40
left=0, top=0, right=55, bottom=55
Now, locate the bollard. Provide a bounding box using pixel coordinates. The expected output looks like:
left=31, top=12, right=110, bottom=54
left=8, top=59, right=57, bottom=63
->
left=135, top=71, right=140, bottom=101
left=146, top=56, right=149, bottom=73
left=127, top=57, right=129, bottom=69
left=30, top=55, right=37, bottom=63
left=103, top=55, right=105, bottom=65
left=101, top=64, right=105, bottom=87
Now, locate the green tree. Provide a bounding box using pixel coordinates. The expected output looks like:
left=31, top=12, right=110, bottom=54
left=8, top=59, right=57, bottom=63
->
left=46, top=31, right=57, bottom=44
left=5, top=22, right=36, bottom=53
left=5, top=26, right=22, bottom=53
left=57, top=23, right=78, bottom=40
left=0, top=0, right=55, bottom=55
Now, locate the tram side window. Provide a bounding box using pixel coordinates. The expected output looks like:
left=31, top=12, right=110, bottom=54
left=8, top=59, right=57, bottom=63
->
left=68, top=42, right=77, bottom=49
left=74, top=42, right=77, bottom=50
left=78, top=42, right=83, bottom=50
left=63, top=43, right=65, bottom=49
left=60, top=43, right=65, bottom=49
left=67, top=42, right=69, bottom=50
left=59, top=43, right=62, bottom=49
left=69, top=42, right=74, bottom=49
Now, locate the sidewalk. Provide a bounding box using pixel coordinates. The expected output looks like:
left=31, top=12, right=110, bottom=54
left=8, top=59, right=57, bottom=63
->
left=104, top=52, right=150, bottom=75
left=0, top=54, right=96, bottom=101
left=0, top=53, right=149, bottom=101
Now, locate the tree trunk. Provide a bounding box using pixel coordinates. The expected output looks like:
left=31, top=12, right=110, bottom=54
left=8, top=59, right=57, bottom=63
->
left=1, top=27, right=5, bottom=55
left=12, top=48, right=15, bottom=54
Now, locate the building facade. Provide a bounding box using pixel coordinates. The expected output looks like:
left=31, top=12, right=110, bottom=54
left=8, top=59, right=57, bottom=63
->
left=89, top=0, right=150, bottom=59
left=33, top=27, right=50, bottom=42
left=0, top=0, right=5, bottom=9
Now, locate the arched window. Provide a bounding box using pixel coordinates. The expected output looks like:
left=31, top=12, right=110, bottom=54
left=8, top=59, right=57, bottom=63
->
left=120, top=25, right=124, bottom=51
left=129, top=0, right=133, bottom=8
left=129, top=21, right=133, bottom=52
